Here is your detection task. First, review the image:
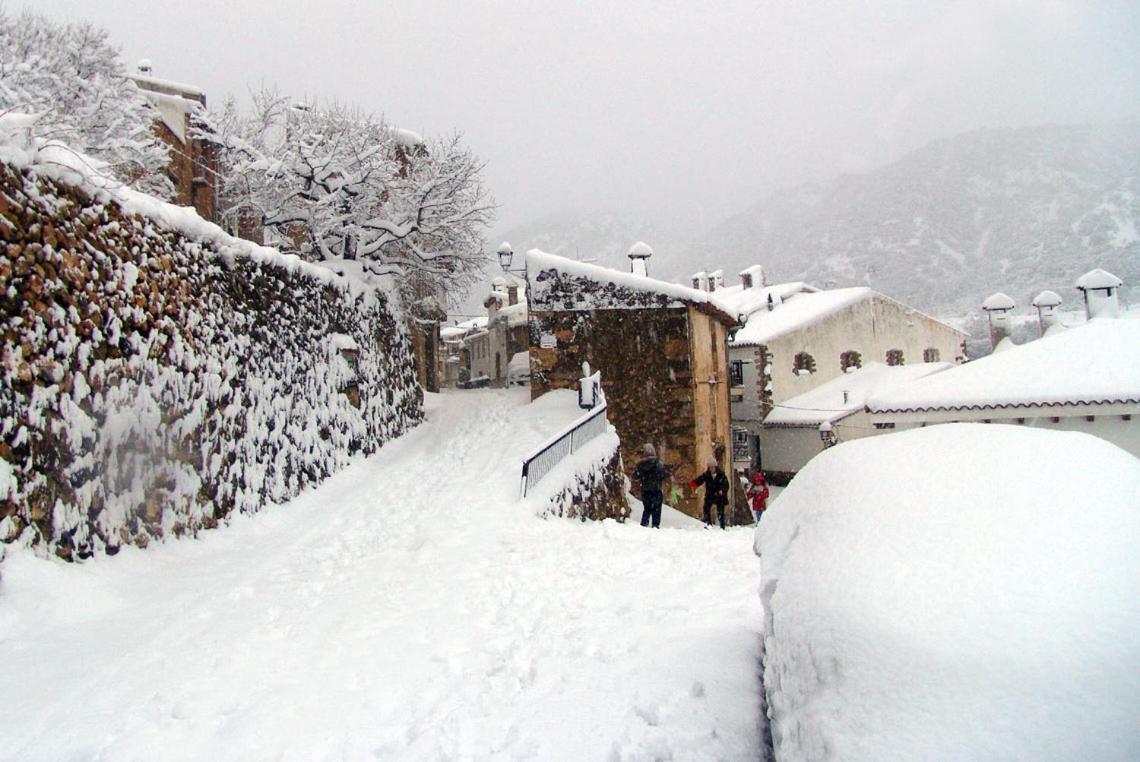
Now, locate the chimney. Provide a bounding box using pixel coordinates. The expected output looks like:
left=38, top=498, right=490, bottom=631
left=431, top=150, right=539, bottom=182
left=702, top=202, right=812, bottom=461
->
left=982, top=292, right=1016, bottom=350
left=137, top=59, right=153, bottom=75
left=690, top=271, right=708, bottom=291
left=1031, top=290, right=1062, bottom=336
left=708, top=269, right=724, bottom=292
left=627, top=241, right=653, bottom=278
left=1075, top=268, right=1122, bottom=320
left=507, top=282, right=519, bottom=306
left=739, top=265, right=765, bottom=290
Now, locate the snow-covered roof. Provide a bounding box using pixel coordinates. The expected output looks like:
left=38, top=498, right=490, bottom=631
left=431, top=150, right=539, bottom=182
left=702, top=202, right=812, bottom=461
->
left=393, top=128, right=425, bottom=148
left=499, top=300, right=528, bottom=327
left=867, top=317, right=1140, bottom=414
left=732, top=287, right=873, bottom=347
left=764, top=362, right=954, bottom=427
left=714, top=280, right=814, bottom=319
left=627, top=241, right=653, bottom=258
left=1032, top=290, right=1063, bottom=308
left=982, top=292, right=1016, bottom=311
left=526, top=249, right=737, bottom=322
left=1076, top=268, right=1122, bottom=290
left=129, top=73, right=206, bottom=99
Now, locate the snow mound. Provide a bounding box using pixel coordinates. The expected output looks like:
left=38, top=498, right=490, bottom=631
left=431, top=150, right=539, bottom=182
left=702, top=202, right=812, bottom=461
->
left=756, top=424, right=1140, bottom=762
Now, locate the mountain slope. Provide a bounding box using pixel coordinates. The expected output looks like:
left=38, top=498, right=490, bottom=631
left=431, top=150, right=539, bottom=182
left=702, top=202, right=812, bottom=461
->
left=695, top=122, right=1140, bottom=317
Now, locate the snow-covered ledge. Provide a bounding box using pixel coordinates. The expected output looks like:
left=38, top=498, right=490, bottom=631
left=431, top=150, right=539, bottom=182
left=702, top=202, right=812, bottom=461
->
left=521, top=427, right=630, bottom=522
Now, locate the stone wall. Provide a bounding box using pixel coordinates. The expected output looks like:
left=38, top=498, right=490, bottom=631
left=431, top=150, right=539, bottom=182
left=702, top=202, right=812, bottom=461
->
left=537, top=445, right=629, bottom=522
left=0, top=159, right=422, bottom=559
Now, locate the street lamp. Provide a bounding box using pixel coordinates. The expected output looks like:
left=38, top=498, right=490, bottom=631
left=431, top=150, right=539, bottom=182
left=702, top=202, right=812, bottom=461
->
left=497, top=241, right=526, bottom=276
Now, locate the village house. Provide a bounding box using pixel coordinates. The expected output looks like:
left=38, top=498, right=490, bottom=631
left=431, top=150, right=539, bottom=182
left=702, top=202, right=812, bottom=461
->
left=526, top=245, right=743, bottom=522
left=866, top=269, right=1139, bottom=457
left=705, top=266, right=966, bottom=481
left=129, top=63, right=217, bottom=223
left=440, top=270, right=528, bottom=388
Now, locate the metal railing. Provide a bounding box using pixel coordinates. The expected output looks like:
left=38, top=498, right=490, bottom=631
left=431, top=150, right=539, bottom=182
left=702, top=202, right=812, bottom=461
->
left=520, top=403, right=609, bottom=498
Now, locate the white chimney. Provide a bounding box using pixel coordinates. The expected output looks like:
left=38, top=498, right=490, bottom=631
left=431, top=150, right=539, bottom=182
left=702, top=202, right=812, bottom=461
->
left=690, top=270, right=708, bottom=291
left=628, top=241, right=653, bottom=278
left=982, top=292, right=1016, bottom=350
left=708, top=269, right=724, bottom=292
left=1075, top=268, right=1122, bottom=320
left=1031, top=290, right=1063, bottom=336
left=739, top=265, right=765, bottom=290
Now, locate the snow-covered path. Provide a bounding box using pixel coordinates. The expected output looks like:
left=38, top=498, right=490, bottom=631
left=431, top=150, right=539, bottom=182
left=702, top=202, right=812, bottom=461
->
left=0, top=389, right=764, bottom=761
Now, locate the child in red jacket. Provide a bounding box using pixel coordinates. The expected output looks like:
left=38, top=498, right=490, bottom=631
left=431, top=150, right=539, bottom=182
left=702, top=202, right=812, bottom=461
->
left=746, top=470, right=770, bottom=524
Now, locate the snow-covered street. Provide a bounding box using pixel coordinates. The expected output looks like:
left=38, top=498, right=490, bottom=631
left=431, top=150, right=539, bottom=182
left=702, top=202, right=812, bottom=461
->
left=0, top=389, right=765, bottom=761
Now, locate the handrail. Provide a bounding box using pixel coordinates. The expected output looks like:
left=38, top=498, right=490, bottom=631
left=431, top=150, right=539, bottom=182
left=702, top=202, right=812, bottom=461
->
left=520, top=403, right=609, bottom=498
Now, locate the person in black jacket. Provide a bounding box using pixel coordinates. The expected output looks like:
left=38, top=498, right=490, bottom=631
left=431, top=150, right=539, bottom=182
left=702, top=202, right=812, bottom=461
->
left=690, top=456, right=730, bottom=529
left=633, top=443, right=669, bottom=528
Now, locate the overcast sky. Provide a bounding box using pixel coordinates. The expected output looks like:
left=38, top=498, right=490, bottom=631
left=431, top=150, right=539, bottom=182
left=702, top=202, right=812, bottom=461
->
left=18, top=0, right=1140, bottom=236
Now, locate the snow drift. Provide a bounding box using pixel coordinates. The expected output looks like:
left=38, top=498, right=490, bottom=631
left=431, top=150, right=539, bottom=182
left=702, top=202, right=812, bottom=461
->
left=756, top=423, right=1140, bottom=761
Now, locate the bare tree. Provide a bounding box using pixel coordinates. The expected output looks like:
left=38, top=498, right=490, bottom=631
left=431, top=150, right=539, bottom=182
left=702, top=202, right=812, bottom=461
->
left=200, top=88, right=494, bottom=304
left=0, top=8, right=171, bottom=198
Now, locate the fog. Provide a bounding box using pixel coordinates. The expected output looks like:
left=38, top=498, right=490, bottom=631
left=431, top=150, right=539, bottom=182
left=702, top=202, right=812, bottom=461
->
left=18, top=0, right=1140, bottom=236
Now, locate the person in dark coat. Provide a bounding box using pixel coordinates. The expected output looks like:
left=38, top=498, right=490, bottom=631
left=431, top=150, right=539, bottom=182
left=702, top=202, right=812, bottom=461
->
left=690, top=456, right=730, bottom=529
left=633, top=443, right=669, bottom=528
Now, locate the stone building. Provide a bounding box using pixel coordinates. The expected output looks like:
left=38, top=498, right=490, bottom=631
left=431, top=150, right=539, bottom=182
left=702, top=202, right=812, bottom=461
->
left=709, top=267, right=966, bottom=481
left=130, top=65, right=217, bottom=223
left=526, top=247, right=741, bottom=522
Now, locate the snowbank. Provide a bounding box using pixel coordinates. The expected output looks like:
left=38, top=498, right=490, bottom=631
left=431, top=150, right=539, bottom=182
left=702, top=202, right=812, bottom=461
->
left=756, top=424, right=1140, bottom=761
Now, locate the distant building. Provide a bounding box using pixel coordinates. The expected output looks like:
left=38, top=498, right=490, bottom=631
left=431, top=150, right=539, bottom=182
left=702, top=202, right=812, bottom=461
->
left=706, top=266, right=966, bottom=482
left=130, top=65, right=217, bottom=223
left=867, top=269, right=1139, bottom=457
left=440, top=276, right=528, bottom=388
left=526, top=247, right=743, bottom=523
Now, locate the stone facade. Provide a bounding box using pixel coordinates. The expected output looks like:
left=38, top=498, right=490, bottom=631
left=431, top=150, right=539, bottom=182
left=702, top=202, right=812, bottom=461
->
left=528, top=264, right=737, bottom=522
left=0, top=159, right=422, bottom=559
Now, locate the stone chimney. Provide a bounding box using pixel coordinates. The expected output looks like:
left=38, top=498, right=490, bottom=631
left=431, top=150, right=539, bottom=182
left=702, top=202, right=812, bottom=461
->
left=628, top=241, right=653, bottom=278
left=1031, top=290, right=1062, bottom=336
left=1075, top=268, right=1122, bottom=320
left=690, top=271, right=707, bottom=291
left=486, top=276, right=507, bottom=323
left=982, top=292, right=1016, bottom=350
left=739, top=265, right=765, bottom=290
left=506, top=282, right=519, bottom=306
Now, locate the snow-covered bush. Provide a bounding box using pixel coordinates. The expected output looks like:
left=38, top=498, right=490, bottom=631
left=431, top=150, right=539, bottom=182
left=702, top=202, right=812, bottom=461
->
left=0, top=8, right=171, bottom=199
left=0, top=136, right=421, bottom=559
left=756, top=424, right=1140, bottom=761
left=200, top=88, right=493, bottom=307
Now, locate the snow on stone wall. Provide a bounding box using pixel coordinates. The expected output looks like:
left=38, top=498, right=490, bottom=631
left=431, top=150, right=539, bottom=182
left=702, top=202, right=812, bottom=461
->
left=0, top=160, right=422, bottom=559
left=524, top=429, right=629, bottom=522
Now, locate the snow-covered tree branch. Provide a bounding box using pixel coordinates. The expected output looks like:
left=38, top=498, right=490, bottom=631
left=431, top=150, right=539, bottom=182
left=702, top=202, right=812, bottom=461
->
left=199, top=88, right=495, bottom=305
left=0, top=8, right=172, bottom=199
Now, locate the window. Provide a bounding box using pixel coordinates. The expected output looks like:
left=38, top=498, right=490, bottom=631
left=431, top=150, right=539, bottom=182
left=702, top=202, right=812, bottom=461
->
left=793, top=352, right=816, bottom=375
left=732, top=427, right=751, bottom=462
left=923, top=347, right=940, bottom=363
left=840, top=350, right=862, bottom=373
left=729, top=360, right=744, bottom=387
left=886, top=349, right=905, bottom=366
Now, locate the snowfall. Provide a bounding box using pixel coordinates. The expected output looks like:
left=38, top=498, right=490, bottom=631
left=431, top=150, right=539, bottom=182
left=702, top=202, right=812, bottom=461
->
left=2, top=390, right=1139, bottom=761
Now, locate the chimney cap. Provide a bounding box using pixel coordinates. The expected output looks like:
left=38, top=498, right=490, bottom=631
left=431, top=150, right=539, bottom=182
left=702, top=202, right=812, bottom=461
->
left=1031, top=290, right=1063, bottom=308
left=627, top=241, right=653, bottom=259
left=982, top=292, right=1016, bottom=311
left=1075, top=268, right=1122, bottom=291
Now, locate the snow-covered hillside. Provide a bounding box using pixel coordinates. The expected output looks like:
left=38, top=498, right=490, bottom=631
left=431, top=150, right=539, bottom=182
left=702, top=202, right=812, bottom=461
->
left=0, top=390, right=765, bottom=761
left=695, top=122, right=1140, bottom=317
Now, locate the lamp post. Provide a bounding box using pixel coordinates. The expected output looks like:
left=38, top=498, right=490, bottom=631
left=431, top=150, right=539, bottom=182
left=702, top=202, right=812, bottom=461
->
left=496, top=241, right=526, bottom=278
